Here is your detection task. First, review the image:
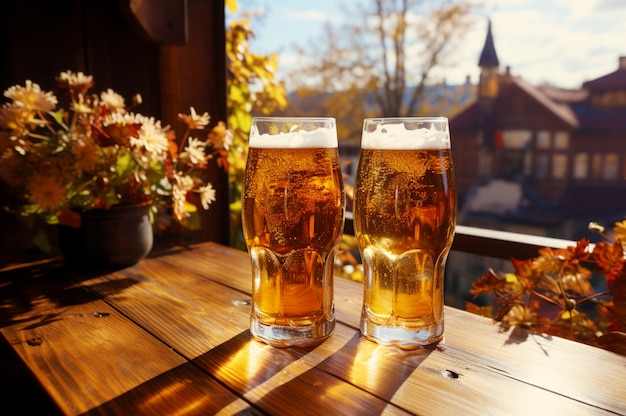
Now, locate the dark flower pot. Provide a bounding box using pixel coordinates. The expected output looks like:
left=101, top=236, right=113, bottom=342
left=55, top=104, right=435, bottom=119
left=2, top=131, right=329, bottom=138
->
left=58, top=203, right=153, bottom=267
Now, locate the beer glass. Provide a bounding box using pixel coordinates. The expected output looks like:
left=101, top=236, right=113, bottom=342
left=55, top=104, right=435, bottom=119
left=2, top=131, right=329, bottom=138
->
left=353, top=117, right=456, bottom=349
left=242, top=117, right=345, bottom=347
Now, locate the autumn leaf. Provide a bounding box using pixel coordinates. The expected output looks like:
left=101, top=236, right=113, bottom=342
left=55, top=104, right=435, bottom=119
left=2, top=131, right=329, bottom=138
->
left=470, top=269, right=505, bottom=297
left=592, top=241, right=624, bottom=274
left=554, top=238, right=591, bottom=264
left=467, top=219, right=626, bottom=354
left=465, top=302, right=493, bottom=318
left=512, top=257, right=542, bottom=286
left=559, top=269, right=594, bottom=297
left=501, top=305, right=537, bottom=331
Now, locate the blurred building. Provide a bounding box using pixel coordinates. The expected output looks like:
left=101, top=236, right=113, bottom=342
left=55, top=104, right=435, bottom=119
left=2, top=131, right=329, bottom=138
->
left=451, top=20, right=626, bottom=239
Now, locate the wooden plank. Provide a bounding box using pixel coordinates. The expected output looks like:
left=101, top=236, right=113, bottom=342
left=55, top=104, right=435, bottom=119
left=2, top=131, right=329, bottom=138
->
left=3, top=243, right=625, bottom=415
left=157, top=243, right=626, bottom=414
left=71, top=249, right=411, bottom=414
left=0, top=263, right=245, bottom=415
left=443, top=307, right=626, bottom=415
left=152, top=243, right=365, bottom=327
left=84, top=244, right=626, bottom=415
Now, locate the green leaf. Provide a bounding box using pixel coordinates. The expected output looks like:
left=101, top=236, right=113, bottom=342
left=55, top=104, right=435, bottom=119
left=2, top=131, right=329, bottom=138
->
left=116, top=152, right=135, bottom=178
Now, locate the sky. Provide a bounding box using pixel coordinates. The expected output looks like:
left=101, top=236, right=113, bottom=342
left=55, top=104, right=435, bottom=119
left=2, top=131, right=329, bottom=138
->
left=229, top=0, right=626, bottom=90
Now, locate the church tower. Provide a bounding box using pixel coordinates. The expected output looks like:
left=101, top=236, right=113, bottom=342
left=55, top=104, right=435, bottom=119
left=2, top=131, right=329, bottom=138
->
left=478, top=19, right=500, bottom=99
left=477, top=19, right=500, bottom=149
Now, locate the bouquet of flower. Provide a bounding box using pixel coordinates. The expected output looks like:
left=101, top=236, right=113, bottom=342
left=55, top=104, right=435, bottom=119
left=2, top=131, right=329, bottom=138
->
left=0, top=70, right=230, bottom=248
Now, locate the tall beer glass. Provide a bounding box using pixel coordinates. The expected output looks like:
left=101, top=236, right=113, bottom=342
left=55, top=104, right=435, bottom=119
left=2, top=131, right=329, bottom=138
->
left=242, top=117, right=345, bottom=347
left=353, top=117, right=456, bottom=349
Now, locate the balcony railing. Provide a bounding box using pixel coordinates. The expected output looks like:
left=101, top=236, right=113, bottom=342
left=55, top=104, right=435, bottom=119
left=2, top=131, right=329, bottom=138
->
left=343, top=212, right=577, bottom=260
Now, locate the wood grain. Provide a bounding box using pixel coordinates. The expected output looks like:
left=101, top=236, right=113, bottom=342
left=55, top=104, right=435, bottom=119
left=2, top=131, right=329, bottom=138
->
left=1, top=242, right=625, bottom=415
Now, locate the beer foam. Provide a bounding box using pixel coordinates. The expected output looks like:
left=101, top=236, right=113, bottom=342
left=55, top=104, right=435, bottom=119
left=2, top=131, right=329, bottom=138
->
left=249, top=126, right=338, bottom=148
left=361, top=118, right=450, bottom=149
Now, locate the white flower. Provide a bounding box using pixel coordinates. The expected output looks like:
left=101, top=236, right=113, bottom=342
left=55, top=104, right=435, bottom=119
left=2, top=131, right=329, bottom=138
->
left=199, top=183, right=216, bottom=209
left=103, top=111, right=143, bottom=126
left=56, top=70, right=93, bottom=87
left=180, top=137, right=206, bottom=165
left=178, top=106, right=210, bottom=129
left=100, top=89, right=125, bottom=112
left=4, top=80, right=57, bottom=113
left=175, top=173, right=195, bottom=192
left=135, top=117, right=169, bottom=155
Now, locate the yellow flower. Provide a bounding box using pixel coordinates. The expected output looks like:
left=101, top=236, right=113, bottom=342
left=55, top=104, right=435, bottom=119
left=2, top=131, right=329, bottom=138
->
left=178, top=106, right=210, bottom=129
left=26, top=174, right=66, bottom=211
left=4, top=80, right=57, bottom=113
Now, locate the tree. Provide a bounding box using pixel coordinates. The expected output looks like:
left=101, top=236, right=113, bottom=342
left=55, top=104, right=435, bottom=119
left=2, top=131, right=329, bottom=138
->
left=225, top=17, right=288, bottom=248
left=287, top=0, right=475, bottom=140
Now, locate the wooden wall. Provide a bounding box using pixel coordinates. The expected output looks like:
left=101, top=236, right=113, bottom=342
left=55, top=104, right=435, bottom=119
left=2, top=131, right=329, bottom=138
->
left=0, top=0, right=229, bottom=262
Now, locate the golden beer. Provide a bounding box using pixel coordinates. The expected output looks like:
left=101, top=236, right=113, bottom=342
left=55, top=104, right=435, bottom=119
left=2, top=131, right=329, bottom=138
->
left=354, top=118, right=456, bottom=348
left=242, top=118, right=344, bottom=347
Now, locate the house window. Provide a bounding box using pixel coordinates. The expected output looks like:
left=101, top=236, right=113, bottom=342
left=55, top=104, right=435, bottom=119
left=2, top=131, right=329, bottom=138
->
left=554, top=131, right=569, bottom=149
left=552, top=154, right=567, bottom=179
left=537, top=130, right=550, bottom=149
left=534, top=154, right=549, bottom=178
left=591, top=153, right=603, bottom=179
left=573, top=152, right=588, bottom=179
left=603, top=153, right=619, bottom=180
left=503, top=130, right=532, bottom=149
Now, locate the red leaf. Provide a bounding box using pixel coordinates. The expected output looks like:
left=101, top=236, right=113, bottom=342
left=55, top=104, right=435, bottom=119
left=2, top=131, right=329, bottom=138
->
left=470, top=269, right=505, bottom=297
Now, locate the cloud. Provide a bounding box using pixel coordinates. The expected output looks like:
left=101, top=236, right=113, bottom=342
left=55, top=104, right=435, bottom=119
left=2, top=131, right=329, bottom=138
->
left=237, top=0, right=625, bottom=90
left=284, top=9, right=334, bottom=21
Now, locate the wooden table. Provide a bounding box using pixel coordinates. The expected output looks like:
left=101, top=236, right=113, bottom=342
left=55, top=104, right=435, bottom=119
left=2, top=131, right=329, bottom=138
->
left=1, top=242, right=625, bottom=415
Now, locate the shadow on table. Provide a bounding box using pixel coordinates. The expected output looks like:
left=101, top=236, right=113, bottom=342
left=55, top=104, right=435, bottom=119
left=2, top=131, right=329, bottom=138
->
left=0, top=261, right=140, bottom=330
left=83, top=329, right=435, bottom=415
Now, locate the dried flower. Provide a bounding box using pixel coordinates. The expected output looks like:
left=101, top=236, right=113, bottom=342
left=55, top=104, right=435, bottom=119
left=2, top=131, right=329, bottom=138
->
left=178, top=106, right=210, bottom=130
left=0, top=71, right=230, bottom=246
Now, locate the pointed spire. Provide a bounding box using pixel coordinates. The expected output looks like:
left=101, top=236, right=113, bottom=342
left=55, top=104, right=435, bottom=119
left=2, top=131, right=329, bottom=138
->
left=479, top=19, right=499, bottom=68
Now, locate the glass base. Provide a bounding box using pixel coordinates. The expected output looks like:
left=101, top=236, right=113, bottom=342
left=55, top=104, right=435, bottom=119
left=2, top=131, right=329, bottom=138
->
left=360, top=319, right=443, bottom=350
left=251, top=318, right=335, bottom=348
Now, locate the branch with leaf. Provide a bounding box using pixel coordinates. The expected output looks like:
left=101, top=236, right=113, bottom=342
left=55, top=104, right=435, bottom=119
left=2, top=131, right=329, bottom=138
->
left=467, top=220, right=626, bottom=355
